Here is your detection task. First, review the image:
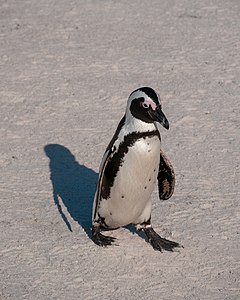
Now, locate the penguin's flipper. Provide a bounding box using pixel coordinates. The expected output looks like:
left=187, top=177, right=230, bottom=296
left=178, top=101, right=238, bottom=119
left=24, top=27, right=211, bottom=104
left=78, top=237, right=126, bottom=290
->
left=92, top=147, right=115, bottom=224
left=91, top=148, right=118, bottom=247
left=92, top=117, right=126, bottom=246
left=92, top=145, right=120, bottom=247
left=158, top=149, right=175, bottom=200
left=92, top=116, right=126, bottom=224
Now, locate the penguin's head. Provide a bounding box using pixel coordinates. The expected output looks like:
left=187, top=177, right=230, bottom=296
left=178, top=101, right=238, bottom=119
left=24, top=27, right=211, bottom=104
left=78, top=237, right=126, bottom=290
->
left=126, top=87, right=169, bottom=129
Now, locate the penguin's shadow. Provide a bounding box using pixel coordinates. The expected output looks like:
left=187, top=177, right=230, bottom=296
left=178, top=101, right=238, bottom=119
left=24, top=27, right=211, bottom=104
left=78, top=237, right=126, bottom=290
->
left=44, top=144, right=98, bottom=237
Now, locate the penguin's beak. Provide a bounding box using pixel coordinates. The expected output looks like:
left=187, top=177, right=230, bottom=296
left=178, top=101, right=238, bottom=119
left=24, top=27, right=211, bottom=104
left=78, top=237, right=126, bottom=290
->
left=149, top=105, right=169, bottom=130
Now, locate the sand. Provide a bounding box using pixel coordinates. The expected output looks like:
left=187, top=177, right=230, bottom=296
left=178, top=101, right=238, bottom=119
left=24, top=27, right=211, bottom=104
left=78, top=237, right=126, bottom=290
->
left=0, top=0, right=240, bottom=299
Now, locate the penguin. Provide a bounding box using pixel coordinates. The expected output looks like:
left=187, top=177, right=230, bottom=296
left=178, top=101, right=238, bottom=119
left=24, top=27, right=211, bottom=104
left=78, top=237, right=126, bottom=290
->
left=92, top=87, right=181, bottom=252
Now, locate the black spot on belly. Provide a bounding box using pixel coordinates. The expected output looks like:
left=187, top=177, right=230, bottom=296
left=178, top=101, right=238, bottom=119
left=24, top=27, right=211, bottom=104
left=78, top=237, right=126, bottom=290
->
left=144, top=186, right=147, bottom=189
left=149, top=178, right=151, bottom=181
left=121, top=195, right=124, bottom=199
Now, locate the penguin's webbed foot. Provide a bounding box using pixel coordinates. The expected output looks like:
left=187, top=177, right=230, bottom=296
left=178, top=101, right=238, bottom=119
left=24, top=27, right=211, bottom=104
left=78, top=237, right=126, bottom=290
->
left=92, top=226, right=116, bottom=247
left=92, top=232, right=116, bottom=247
left=144, top=227, right=181, bottom=252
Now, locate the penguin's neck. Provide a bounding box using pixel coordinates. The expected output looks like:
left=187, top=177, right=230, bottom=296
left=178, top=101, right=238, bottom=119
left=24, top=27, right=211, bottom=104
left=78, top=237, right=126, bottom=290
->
left=124, top=113, right=157, bottom=135
left=108, top=114, right=160, bottom=156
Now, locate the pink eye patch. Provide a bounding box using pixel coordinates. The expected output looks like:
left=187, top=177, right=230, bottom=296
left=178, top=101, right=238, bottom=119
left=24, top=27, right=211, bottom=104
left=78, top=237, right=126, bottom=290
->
left=143, top=98, right=157, bottom=110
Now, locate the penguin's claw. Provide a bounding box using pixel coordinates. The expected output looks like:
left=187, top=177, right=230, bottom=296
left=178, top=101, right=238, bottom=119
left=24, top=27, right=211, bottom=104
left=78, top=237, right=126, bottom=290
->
left=144, top=227, right=182, bottom=252
left=92, top=232, right=117, bottom=247
left=150, top=236, right=181, bottom=252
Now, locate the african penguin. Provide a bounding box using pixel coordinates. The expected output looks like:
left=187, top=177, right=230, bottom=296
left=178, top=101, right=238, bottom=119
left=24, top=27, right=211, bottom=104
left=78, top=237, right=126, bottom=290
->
left=92, top=87, right=181, bottom=252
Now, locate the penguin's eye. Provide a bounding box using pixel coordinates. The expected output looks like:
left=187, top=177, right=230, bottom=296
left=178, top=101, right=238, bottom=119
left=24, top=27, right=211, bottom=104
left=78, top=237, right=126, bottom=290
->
left=142, top=103, right=149, bottom=109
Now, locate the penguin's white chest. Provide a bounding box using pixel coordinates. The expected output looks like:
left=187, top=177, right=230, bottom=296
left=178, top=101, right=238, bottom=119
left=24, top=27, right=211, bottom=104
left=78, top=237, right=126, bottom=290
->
left=99, top=136, right=161, bottom=228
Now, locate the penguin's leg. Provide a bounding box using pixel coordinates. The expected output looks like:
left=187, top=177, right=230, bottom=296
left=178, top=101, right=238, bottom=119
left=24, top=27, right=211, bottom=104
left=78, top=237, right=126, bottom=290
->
left=137, top=218, right=181, bottom=252
left=92, top=221, right=116, bottom=247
